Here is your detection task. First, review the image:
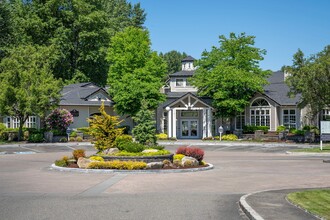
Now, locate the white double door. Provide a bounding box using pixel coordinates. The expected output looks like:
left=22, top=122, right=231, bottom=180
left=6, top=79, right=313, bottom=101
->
left=180, top=119, right=199, bottom=138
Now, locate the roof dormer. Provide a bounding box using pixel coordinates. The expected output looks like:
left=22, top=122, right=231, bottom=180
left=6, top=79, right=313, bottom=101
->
left=181, top=56, right=195, bottom=71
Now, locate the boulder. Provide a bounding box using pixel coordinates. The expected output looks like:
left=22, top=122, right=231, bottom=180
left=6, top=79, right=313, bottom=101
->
left=182, top=156, right=199, bottom=167
left=142, top=149, right=159, bottom=153
left=77, top=157, right=91, bottom=169
left=146, top=162, right=163, bottom=169
left=108, top=148, right=119, bottom=154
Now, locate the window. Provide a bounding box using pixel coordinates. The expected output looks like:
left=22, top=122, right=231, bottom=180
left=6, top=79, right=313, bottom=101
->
left=250, top=98, right=270, bottom=127
left=176, top=79, right=184, bottom=87
left=283, top=109, right=296, bottom=128
left=181, top=111, right=199, bottom=118
left=235, top=111, right=245, bottom=130
left=12, top=117, right=20, bottom=128
left=26, top=116, right=37, bottom=128
left=323, top=109, right=330, bottom=121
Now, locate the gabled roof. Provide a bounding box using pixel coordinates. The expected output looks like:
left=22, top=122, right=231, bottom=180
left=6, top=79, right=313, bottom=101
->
left=60, top=82, right=113, bottom=106
left=169, top=70, right=195, bottom=77
left=263, top=71, right=301, bottom=106
left=163, top=92, right=213, bottom=109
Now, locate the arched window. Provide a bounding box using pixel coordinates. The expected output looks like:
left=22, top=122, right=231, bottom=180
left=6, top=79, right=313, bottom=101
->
left=250, top=98, right=270, bottom=127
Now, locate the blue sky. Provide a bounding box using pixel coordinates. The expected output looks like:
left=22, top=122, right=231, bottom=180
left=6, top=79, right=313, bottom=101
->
left=128, top=0, right=330, bottom=71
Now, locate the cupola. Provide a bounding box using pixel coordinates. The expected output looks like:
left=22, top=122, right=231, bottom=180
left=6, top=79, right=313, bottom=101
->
left=181, top=56, right=195, bottom=71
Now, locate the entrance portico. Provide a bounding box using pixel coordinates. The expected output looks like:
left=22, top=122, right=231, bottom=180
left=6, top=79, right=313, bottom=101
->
left=164, top=93, right=213, bottom=139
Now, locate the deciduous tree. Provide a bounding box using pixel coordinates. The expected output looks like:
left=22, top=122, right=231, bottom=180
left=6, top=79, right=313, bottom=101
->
left=107, top=27, right=167, bottom=116
left=191, top=33, right=270, bottom=117
left=160, top=50, right=187, bottom=74
left=0, top=45, right=62, bottom=140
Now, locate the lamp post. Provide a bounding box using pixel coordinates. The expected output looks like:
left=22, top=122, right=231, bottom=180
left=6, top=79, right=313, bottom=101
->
left=218, top=126, right=224, bottom=141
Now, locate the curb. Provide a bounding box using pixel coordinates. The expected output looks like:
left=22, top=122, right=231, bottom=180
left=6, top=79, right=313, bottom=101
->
left=286, top=151, right=330, bottom=156
left=239, top=191, right=265, bottom=220
left=50, top=163, right=214, bottom=174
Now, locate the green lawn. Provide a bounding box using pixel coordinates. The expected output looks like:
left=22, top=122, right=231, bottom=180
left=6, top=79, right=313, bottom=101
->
left=292, top=146, right=330, bottom=153
left=287, top=189, right=330, bottom=219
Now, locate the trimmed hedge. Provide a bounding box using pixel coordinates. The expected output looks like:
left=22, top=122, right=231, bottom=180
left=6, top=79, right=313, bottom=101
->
left=243, top=125, right=269, bottom=134
left=87, top=160, right=147, bottom=170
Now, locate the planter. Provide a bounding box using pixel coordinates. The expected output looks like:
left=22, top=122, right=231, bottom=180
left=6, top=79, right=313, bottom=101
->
left=101, top=154, right=174, bottom=163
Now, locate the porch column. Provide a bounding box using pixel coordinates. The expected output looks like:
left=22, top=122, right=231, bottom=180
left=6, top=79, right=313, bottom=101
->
left=207, top=108, right=212, bottom=137
left=167, top=108, right=172, bottom=138
left=202, top=109, right=206, bottom=138
left=173, top=108, right=177, bottom=138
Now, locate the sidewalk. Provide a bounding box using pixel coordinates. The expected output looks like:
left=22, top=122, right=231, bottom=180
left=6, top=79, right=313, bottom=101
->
left=240, top=188, right=325, bottom=220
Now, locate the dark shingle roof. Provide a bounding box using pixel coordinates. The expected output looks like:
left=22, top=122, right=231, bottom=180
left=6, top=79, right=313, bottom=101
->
left=263, top=71, right=301, bottom=105
left=60, top=83, right=113, bottom=106
left=169, top=70, right=195, bottom=77
left=182, top=56, right=195, bottom=62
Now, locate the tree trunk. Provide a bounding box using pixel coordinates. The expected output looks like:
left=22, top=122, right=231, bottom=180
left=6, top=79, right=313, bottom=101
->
left=18, top=119, right=24, bottom=142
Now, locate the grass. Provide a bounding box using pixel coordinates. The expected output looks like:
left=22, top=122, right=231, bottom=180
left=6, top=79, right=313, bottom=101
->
left=291, top=146, right=330, bottom=153
left=287, top=189, right=330, bottom=219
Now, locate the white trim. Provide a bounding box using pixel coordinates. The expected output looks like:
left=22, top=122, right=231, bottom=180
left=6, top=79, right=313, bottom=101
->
left=173, top=109, right=177, bottom=138
left=202, top=109, right=206, bottom=138
left=282, top=108, right=297, bottom=129
left=168, top=109, right=172, bottom=138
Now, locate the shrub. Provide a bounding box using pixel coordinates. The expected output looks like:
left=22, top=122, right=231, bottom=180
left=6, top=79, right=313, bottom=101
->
left=115, top=135, right=133, bottom=148
left=28, top=133, right=44, bottom=143
left=55, top=159, right=67, bottom=167
left=243, top=125, right=269, bottom=133
left=87, top=160, right=147, bottom=170
left=89, top=156, right=104, bottom=162
left=117, top=141, right=145, bottom=153
left=72, top=149, right=86, bottom=160
left=87, top=103, right=123, bottom=153
left=176, top=146, right=204, bottom=162
left=59, top=137, right=67, bottom=142
left=149, top=145, right=165, bottom=150
left=173, top=154, right=185, bottom=161
left=70, top=131, right=77, bottom=137
left=45, top=108, right=73, bottom=133
left=113, top=149, right=171, bottom=156
left=118, top=125, right=130, bottom=135
left=69, top=137, right=75, bottom=142
left=76, top=136, right=83, bottom=142
left=156, top=133, right=168, bottom=140
left=221, top=134, right=238, bottom=141
left=173, top=159, right=182, bottom=167
left=277, top=125, right=287, bottom=133
left=163, top=159, right=171, bottom=166
left=62, top=156, right=69, bottom=162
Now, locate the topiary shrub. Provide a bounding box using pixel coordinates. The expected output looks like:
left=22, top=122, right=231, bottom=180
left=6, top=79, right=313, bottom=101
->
left=59, top=137, right=67, bottom=142
left=243, top=125, right=269, bottom=134
left=89, top=156, right=104, bottom=162
left=72, top=149, right=86, bottom=160
left=69, top=137, right=75, bottom=142
left=87, top=160, right=147, bottom=170
left=76, top=136, right=83, bottom=142
left=221, top=134, right=238, bottom=141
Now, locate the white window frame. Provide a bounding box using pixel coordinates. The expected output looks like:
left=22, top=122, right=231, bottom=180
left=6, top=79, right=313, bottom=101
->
left=250, top=98, right=271, bottom=128
left=175, top=78, right=184, bottom=87
left=12, top=117, right=20, bottom=129
left=25, top=116, right=37, bottom=128
left=181, top=110, right=199, bottom=118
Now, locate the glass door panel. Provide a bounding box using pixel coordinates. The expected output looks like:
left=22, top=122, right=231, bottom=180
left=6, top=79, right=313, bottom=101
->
left=190, top=120, right=198, bottom=136
left=181, top=121, right=189, bottom=137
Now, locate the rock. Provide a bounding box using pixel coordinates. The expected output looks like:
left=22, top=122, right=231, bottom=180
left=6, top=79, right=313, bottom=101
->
left=142, top=149, right=158, bottom=153
left=146, top=162, right=163, bottom=169
left=108, top=148, right=119, bottom=154
left=77, top=157, right=91, bottom=169
left=182, top=156, right=199, bottom=167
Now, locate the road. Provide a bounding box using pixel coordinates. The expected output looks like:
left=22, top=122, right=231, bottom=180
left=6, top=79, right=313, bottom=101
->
left=0, top=142, right=329, bottom=220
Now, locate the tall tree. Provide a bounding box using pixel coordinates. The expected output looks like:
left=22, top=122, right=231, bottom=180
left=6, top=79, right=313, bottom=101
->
left=191, top=33, right=270, bottom=117
left=0, top=1, right=13, bottom=59
left=284, top=46, right=330, bottom=117
left=160, top=50, right=187, bottom=74
left=107, top=27, right=167, bottom=116
left=5, top=0, right=146, bottom=86
left=0, top=45, right=62, bottom=140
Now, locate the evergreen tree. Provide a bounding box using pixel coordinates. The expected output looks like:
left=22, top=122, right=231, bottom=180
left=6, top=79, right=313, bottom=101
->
left=132, top=101, right=157, bottom=146
left=160, top=50, right=187, bottom=74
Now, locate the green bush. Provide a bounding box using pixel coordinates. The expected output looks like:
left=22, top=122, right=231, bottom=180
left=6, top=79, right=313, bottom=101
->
left=59, top=137, right=67, bottom=142
left=115, top=135, right=133, bottom=148
left=113, top=149, right=171, bottom=157
left=0, top=123, right=7, bottom=141
left=149, top=145, right=165, bottom=150
left=117, top=141, right=145, bottom=153
left=221, top=134, right=238, bottom=141
left=70, top=131, right=77, bottom=137
left=72, top=149, right=86, bottom=160
left=87, top=160, right=147, bottom=170
left=76, top=136, right=83, bottom=142
left=55, top=159, right=67, bottom=167
left=28, top=133, right=44, bottom=143
left=89, top=156, right=104, bottom=162
left=69, top=137, right=75, bottom=142
left=277, top=125, right=287, bottom=133
left=243, top=125, right=269, bottom=133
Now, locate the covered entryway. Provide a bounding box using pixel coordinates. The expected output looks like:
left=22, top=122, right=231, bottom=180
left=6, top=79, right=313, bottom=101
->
left=163, top=93, right=213, bottom=139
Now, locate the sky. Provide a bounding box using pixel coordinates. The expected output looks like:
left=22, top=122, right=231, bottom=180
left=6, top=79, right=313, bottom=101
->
left=128, top=0, right=330, bottom=71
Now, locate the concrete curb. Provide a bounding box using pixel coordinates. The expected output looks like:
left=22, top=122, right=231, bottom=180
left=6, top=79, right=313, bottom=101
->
left=239, top=191, right=265, bottom=220
left=286, top=151, right=330, bottom=156
left=50, top=163, right=214, bottom=174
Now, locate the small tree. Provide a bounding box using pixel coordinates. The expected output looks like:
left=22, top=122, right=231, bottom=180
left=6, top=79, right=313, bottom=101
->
left=45, top=109, right=73, bottom=134
left=87, top=102, right=123, bottom=153
left=132, top=101, right=157, bottom=146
